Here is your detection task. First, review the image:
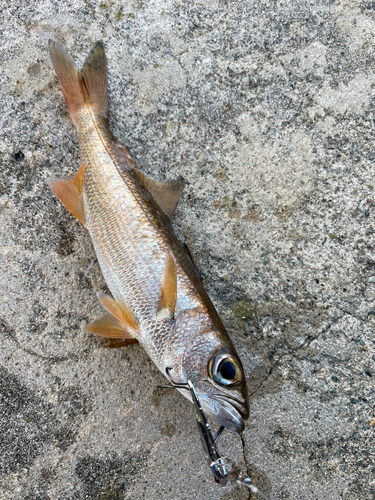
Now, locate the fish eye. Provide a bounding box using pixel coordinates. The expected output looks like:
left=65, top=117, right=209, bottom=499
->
left=209, top=353, right=243, bottom=386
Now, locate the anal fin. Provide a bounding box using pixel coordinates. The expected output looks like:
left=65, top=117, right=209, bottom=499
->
left=134, top=168, right=184, bottom=219
left=48, top=162, right=85, bottom=225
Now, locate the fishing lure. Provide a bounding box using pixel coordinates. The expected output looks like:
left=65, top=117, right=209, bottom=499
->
left=161, top=377, right=255, bottom=488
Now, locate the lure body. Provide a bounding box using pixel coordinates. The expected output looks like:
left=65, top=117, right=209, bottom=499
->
left=48, top=41, right=249, bottom=432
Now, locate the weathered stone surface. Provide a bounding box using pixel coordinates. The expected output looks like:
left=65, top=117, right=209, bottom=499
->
left=1, top=0, right=374, bottom=498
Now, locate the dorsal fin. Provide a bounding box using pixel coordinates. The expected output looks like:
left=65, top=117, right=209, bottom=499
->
left=157, top=251, right=177, bottom=319
left=48, top=162, right=85, bottom=225
left=109, top=139, right=183, bottom=217
left=97, top=292, right=138, bottom=331
left=134, top=168, right=184, bottom=219
left=113, top=141, right=135, bottom=169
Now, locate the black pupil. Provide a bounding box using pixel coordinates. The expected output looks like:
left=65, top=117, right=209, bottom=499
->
left=219, top=360, right=237, bottom=380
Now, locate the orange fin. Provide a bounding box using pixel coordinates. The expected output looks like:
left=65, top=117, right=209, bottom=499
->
left=83, top=313, right=133, bottom=338
left=157, top=251, right=177, bottom=319
left=48, top=162, right=85, bottom=225
left=97, top=292, right=138, bottom=331
left=101, top=338, right=138, bottom=348
left=83, top=313, right=138, bottom=348
left=49, top=40, right=109, bottom=129
left=49, top=40, right=85, bottom=128
left=134, top=168, right=184, bottom=219
left=81, top=41, right=109, bottom=125
left=113, top=141, right=135, bottom=169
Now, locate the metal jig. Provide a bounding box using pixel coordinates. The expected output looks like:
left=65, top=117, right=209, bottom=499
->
left=161, top=369, right=254, bottom=489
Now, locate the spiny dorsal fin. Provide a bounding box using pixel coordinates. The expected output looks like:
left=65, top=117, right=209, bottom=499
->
left=97, top=292, right=138, bottom=331
left=48, top=162, right=85, bottom=225
left=157, top=251, right=177, bottom=319
left=183, top=243, right=202, bottom=282
left=134, top=168, right=184, bottom=219
left=83, top=313, right=138, bottom=348
left=81, top=41, right=108, bottom=124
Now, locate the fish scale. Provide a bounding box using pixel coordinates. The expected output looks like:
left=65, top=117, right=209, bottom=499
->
left=77, top=108, right=203, bottom=360
left=48, top=40, right=249, bottom=433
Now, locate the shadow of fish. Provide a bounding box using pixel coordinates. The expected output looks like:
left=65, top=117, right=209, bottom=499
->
left=48, top=41, right=249, bottom=433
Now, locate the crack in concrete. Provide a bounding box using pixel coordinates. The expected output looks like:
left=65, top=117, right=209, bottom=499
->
left=338, top=307, right=372, bottom=323
left=4, top=329, right=82, bottom=363
left=287, top=314, right=344, bottom=355
left=249, top=365, right=274, bottom=400
left=240, top=433, right=252, bottom=500
left=248, top=313, right=345, bottom=400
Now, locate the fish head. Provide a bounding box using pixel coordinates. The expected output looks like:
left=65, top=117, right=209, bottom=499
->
left=178, top=324, right=249, bottom=433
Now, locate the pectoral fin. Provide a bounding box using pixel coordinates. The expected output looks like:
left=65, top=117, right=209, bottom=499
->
left=83, top=313, right=138, bottom=348
left=157, top=251, right=177, bottom=319
left=48, top=162, right=85, bottom=225
left=134, top=168, right=184, bottom=219
left=97, top=292, right=138, bottom=331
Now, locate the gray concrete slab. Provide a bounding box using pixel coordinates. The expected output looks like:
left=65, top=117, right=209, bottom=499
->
left=0, top=0, right=374, bottom=498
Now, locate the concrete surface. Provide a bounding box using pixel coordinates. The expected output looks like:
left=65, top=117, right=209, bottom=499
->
left=0, top=0, right=374, bottom=498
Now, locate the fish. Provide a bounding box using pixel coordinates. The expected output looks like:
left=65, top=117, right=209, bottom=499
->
left=48, top=40, right=249, bottom=433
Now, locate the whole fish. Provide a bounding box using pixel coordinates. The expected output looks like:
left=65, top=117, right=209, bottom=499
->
left=48, top=41, right=249, bottom=433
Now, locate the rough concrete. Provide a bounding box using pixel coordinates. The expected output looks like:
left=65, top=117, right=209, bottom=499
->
left=0, top=0, right=375, bottom=498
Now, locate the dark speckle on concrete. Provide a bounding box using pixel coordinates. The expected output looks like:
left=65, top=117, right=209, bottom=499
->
left=0, top=367, right=91, bottom=476
left=14, top=151, right=25, bottom=162
left=75, top=452, right=149, bottom=499
left=159, top=421, right=177, bottom=437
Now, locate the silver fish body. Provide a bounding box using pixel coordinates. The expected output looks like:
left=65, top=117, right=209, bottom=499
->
left=48, top=40, right=249, bottom=433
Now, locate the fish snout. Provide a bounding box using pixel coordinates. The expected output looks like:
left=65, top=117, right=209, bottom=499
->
left=199, top=393, right=249, bottom=433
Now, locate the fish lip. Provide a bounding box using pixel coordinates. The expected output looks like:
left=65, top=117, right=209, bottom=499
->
left=212, top=393, right=249, bottom=420
left=203, top=378, right=250, bottom=420
left=200, top=393, right=248, bottom=433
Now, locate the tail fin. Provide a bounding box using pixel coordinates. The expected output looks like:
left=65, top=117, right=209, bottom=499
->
left=49, top=40, right=108, bottom=128
left=81, top=42, right=109, bottom=126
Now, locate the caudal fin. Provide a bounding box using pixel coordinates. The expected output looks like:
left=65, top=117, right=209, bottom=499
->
left=49, top=40, right=108, bottom=128
left=81, top=42, right=109, bottom=125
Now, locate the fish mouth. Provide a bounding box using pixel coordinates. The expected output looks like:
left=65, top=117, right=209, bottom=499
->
left=199, top=393, right=249, bottom=433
